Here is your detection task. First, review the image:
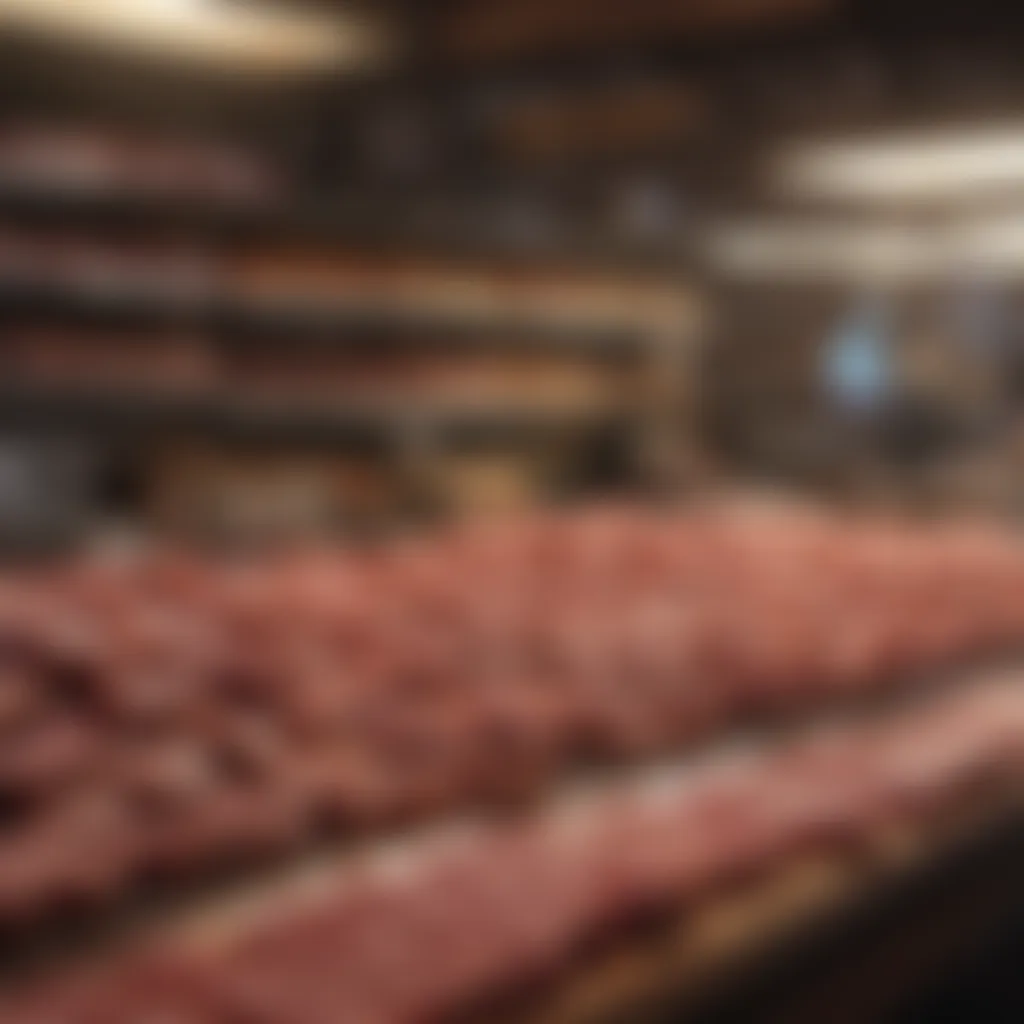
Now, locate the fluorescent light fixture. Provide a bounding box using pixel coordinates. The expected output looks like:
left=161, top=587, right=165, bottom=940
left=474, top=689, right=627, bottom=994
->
left=705, top=221, right=942, bottom=282
left=776, top=125, right=1024, bottom=204
left=0, top=0, right=385, bottom=73
left=950, top=216, right=1024, bottom=271
left=706, top=213, right=1024, bottom=281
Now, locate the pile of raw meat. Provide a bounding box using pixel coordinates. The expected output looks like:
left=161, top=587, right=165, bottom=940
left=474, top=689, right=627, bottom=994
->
left=3, top=506, right=1024, bottom=1021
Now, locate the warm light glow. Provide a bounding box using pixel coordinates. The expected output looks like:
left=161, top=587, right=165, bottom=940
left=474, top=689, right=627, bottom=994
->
left=705, top=220, right=941, bottom=282
left=706, top=213, right=1024, bottom=281
left=950, top=216, right=1024, bottom=271
left=142, top=0, right=207, bottom=13
left=775, top=125, right=1024, bottom=203
left=0, top=0, right=386, bottom=72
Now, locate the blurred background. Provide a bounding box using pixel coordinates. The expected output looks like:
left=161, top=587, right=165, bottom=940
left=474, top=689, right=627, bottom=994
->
left=9, top=0, right=1024, bottom=550
left=9, top=1, right=1024, bottom=1022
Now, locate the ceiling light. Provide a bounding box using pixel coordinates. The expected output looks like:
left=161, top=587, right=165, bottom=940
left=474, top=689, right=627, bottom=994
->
left=775, top=125, right=1024, bottom=204
left=0, top=0, right=386, bottom=73
left=706, top=213, right=1024, bottom=281
left=705, top=221, right=943, bottom=282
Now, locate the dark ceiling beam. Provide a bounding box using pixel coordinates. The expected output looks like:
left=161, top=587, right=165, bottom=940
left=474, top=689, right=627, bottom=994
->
left=432, top=0, right=835, bottom=65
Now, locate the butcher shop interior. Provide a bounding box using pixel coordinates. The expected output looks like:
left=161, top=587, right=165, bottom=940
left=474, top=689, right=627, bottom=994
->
left=7, top=1, right=1024, bottom=1021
